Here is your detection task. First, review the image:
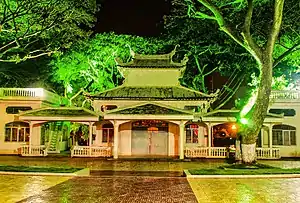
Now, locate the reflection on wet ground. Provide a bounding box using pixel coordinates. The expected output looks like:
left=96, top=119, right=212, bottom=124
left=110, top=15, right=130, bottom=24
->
left=1, top=156, right=300, bottom=202
left=17, top=176, right=197, bottom=203
left=90, top=170, right=184, bottom=177
left=0, top=175, right=71, bottom=203
left=188, top=178, right=300, bottom=203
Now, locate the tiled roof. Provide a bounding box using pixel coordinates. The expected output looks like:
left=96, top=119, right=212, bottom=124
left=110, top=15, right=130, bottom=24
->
left=19, top=107, right=98, bottom=117
left=107, top=104, right=192, bottom=115
left=116, top=58, right=186, bottom=68
left=203, top=110, right=283, bottom=118
left=88, top=86, right=215, bottom=101
left=115, top=48, right=188, bottom=68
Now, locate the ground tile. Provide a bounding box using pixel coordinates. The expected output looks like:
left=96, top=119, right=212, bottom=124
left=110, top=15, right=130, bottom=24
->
left=17, top=176, right=197, bottom=203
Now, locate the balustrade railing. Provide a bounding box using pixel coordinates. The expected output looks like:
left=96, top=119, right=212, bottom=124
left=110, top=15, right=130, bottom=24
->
left=71, top=146, right=112, bottom=157
left=256, top=148, right=280, bottom=159
left=185, top=147, right=280, bottom=159
left=0, top=88, right=61, bottom=104
left=270, top=90, right=300, bottom=100
left=18, top=145, right=47, bottom=156
left=185, top=147, right=226, bottom=158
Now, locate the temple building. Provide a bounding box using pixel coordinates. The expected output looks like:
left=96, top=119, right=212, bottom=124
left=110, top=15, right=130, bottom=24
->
left=0, top=49, right=298, bottom=159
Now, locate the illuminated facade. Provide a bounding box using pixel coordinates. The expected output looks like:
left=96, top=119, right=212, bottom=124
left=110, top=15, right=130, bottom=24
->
left=0, top=50, right=298, bottom=159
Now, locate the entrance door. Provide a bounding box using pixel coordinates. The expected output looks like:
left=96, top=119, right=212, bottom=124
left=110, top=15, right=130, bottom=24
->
left=131, top=129, right=149, bottom=155
left=149, top=128, right=168, bottom=155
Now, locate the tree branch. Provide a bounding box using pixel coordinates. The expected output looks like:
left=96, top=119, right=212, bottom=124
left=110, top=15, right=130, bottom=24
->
left=242, top=0, right=262, bottom=59
left=196, top=0, right=261, bottom=62
left=203, top=65, right=219, bottom=76
left=273, top=43, right=300, bottom=67
left=0, top=50, right=56, bottom=63
left=266, top=0, right=285, bottom=55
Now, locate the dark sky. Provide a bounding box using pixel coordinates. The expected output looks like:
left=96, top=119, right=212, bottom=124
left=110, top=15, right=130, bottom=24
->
left=95, top=0, right=170, bottom=36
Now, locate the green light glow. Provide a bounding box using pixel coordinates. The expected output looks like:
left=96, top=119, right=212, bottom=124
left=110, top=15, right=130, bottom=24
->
left=240, top=90, right=258, bottom=117
left=240, top=118, right=248, bottom=125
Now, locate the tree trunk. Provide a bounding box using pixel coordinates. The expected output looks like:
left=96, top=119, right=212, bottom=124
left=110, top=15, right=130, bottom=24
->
left=235, top=138, right=242, bottom=163
left=240, top=53, right=273, bottom=164
left=241, top=143, right=256, bottom=164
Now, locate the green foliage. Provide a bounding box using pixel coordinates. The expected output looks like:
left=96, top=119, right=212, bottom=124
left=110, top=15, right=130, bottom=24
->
left=0, top=0, right=97, bottom=63
left=50, top=32, right=168, bottom=104
left=70, top=123, right=89, bottom=140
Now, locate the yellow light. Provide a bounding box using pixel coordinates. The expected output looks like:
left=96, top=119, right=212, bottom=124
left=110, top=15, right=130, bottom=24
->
left=231, top=124, right=237, bottom=130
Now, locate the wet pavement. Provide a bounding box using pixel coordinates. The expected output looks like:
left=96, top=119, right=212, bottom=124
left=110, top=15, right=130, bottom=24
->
left=16, top=176, right=197, bottom=203
left=1, top=174, right=300, bottom=203
left=188, top=178, right=300, bottom=203
left=1, top=156, right=300, bottom=202
left=0, top=156, right=227, bottom=171
left=90, top=170, right=184, bottom=177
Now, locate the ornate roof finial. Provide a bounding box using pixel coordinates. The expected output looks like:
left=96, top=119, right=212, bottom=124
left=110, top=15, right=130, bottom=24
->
left=126, top=44, right=135, bottom=58
left=170, top=44, right=179, bottom=60
left=181, top=54, right=189, bottom=65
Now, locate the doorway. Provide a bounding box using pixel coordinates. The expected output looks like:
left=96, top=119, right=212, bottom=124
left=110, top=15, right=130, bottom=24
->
left=131, top=120, right=168, bottom=156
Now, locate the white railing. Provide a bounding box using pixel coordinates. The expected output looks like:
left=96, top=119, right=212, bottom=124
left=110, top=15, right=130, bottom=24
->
left=270, top=90, right=300, bottom=100
left=256, top=148, right=280, bottom=159
left=0, top=88, right=61, bottom=104
left=18, top=145, right=47, bottom=157
left=71, top=146, right=112, bottom=157
left=185, top=147, right=280, bottom=159
left=185, top=147, right=227, bottom=158
left=210, top=147, right=227, bottom=158
left=185, top=147, right=209, bottom=158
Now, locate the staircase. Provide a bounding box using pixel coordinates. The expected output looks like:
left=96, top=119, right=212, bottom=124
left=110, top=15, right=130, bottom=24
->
left=46, top=122, right=62, bottom=154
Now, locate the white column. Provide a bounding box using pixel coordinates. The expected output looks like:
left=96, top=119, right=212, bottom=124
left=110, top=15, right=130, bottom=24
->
left=179, top=121, right=185, bottom=160
left=260, top=128, right=264, bottom=147
left=29, top=122, right=33, bottom=154
left=113, top=120, right=119, bottom=159
left=89, top=122, right=93, bottom=156
left=208, top=123, right=212, bottom=157
left=269, top=124, right=273, bottom=148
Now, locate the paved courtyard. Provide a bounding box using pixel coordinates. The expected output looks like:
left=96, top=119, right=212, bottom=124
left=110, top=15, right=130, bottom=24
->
left=1, top=157, right=300, bottom=202
left=1, top=174, right=300, bottom=203
left=188, top=178, right=300, bottom=203
left=2, top=175, right=197, bottom=203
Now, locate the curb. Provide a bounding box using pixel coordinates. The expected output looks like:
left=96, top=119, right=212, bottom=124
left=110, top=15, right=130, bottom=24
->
left=0, top=168, right=90, bottom=177
left=183, top=170, right=300, bottom=179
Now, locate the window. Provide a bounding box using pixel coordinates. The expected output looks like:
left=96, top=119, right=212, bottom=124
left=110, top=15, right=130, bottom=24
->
left=5, top=122, right=30, bottom=142
left=6, top=106, right=32, bottom=114
left=184, top=106, right=200, bottom=112
left=272, top=125, right=296, bottom=146
left=186, top=124, right=199, bottom=143
left=101, top=105, right=117, bottom=112
left=269, top=109, right=296, bottom=117
left=102, top=124, right=114, bottom=143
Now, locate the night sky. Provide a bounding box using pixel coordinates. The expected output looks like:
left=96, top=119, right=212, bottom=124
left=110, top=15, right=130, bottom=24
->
left=95, top=0, right=170, bottom=36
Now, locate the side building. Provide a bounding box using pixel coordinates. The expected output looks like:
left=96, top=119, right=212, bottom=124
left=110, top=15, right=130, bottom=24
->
left=0, top=88, right=70, bottom=155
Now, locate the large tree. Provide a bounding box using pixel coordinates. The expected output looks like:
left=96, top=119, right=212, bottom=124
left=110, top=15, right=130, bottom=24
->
left=185, top=0, right=300, bottom=163
left=50, top=32, right=168, bottom=107
left=0, top=0, right=97, bottom=63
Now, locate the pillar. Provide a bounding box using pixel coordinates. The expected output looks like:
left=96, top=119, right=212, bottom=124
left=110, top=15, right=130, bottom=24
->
left=207, top=123, right=212, bottom=157
left=29, top=122, right=33, bottom=154
left=89, top=122, right=93, bottom=155
left=113, top=121, right=119, bottom=159
left=179, top=121, right=185, bottom=160
left=260, top=128, right=264, bottom=148
left=269, top=124, right=273, bottom=148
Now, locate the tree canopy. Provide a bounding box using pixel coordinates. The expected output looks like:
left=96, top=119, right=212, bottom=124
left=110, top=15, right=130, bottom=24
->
left=182, top=0, right=300, bottom=163
left=50, top=32, right=168, bottom=105
left=0, top=0, right=97, bottom=63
